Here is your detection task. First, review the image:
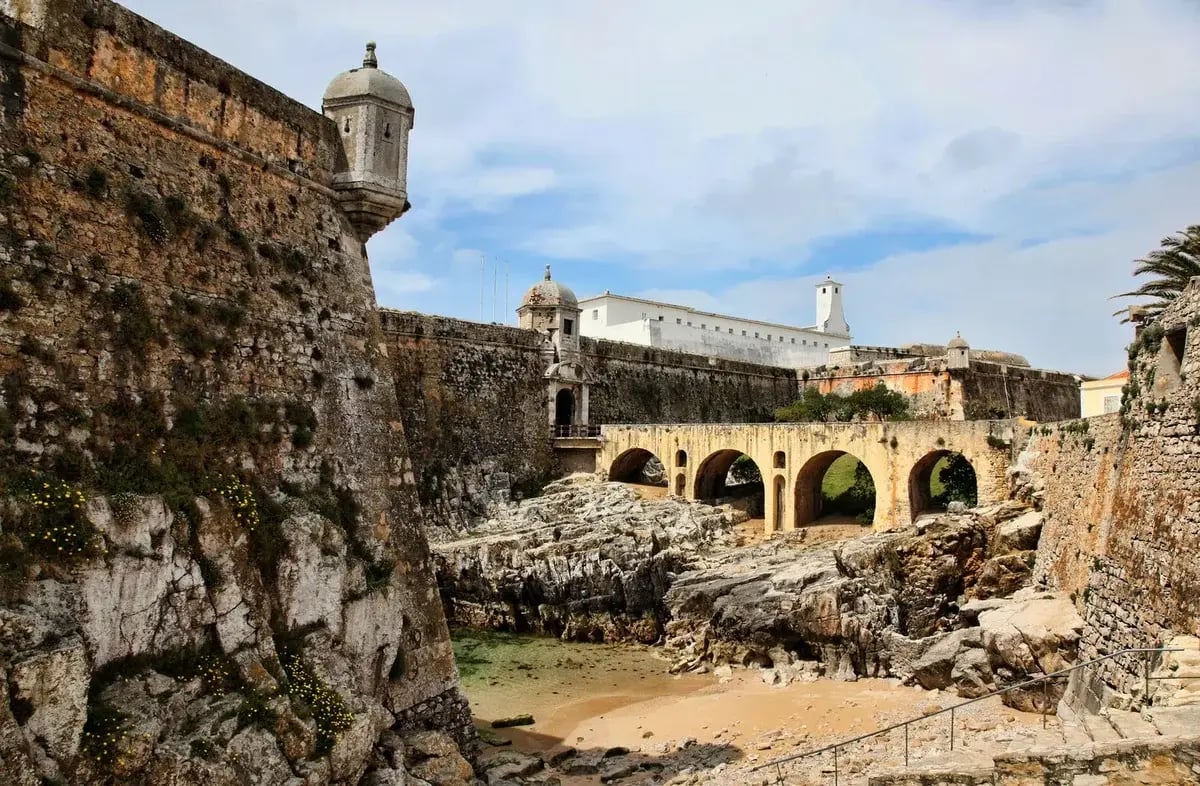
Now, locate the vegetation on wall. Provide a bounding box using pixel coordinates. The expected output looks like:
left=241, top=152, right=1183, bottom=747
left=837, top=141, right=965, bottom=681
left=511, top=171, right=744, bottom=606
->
left=775, top=382, right=911, bottom=423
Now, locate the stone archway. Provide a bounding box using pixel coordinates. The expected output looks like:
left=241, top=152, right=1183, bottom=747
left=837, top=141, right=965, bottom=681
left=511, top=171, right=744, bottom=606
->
left=794, top=450, right=878, bottom=527
left=609, top=448, right=667, bottom=486
left=554, top=388, right=575, bottom=427
left=694, top=449, right=746, bottom=501
left=909, top=450, right=977, bottom=519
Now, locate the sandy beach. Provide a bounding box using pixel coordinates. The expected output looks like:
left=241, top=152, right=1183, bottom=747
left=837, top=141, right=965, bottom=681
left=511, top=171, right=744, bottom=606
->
left=454, top=631, right=1053, bottom=784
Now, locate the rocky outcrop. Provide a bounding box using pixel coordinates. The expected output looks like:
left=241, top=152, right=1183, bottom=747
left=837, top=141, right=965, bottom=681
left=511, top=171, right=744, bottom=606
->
left=437, top=476, right=1067, bottom=704
left=433, top=478, right=744, bottom=643
left=661, top=501, right=1075, bottom=702
left=0, top=494, right=473, bottom=785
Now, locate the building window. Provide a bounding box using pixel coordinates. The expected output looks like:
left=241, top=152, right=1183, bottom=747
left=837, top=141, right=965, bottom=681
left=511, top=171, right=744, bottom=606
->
left=676, top=318, right=682, bottom=325
left=715, top=325, right=721, bottom=332
left=824, top=343, right=829, bottom=348
left=767, top=334, right=772, bottom=341
left=728, top=328, right=733, bottom=334
left=1102, top=395, right=1121, bottom=414
left=754, top=332, right=759, bottom=338
left=802, top=340, right=807, bottom=345
left=687, top=321, right=692, bottom=327
left=822, top=288, right=827, bottom=294
left=701, top=323, right=706, bottom=329
left=641, top=312, right=647, bottom=319
left=779, top=336, right=783, bottom=342
left=592, top=309, right=598, bottom=320
left=791, top=338, right=795, bottom=344
left=835, top=287, right=839, bottom=293
left=741, top=330, right=747, bottom=336
left=658, top=315, right=664, bottom=321
left=563, top=318, right=574, bottom=336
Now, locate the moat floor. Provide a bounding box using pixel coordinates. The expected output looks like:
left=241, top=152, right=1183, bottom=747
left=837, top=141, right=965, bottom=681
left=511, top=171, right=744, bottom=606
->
left=453, top=632, right=1052, bottom=784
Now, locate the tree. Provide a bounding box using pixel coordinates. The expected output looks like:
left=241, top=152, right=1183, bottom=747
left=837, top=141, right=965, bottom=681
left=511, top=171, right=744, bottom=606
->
left=729, top=454, right=762, bottom=485
left=934, top=453, right=977, bottom=507
left=847, top=383, right=911, bottom=422
left=775, top=387, right=837, bottom=422
left=1113, top=225, right=1200, bottom=322
left=775, top=383, right=910, bottom=423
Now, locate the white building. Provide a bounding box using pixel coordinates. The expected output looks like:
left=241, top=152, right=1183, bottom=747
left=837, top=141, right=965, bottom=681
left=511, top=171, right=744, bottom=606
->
left=577, top=276, right=852, bottom=368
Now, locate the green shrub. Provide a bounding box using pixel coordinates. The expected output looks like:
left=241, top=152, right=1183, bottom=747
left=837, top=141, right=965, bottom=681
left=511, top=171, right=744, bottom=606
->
left=126, top=190, right=170, bottom=243
left=14, top=474, right=103, bottom=560
left=84, top=168, right=108, bottom=198
left=81, top=701, right=127, bottom=770
left=278, top=646, right=353, bottom=756
left=0, top=276, right=21, bottom=312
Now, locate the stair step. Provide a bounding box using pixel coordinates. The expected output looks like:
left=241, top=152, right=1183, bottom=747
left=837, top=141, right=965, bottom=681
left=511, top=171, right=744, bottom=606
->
left=1056, top=702, right=1099, bottom=746
left=1102, top=709, right=1160, bottom=739
left=1143, top=705, right=1200, bottom=737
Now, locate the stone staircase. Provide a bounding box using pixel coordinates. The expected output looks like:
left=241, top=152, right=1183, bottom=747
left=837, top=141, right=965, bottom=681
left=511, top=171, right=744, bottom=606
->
left=764, top=638, right=1200, bottom=786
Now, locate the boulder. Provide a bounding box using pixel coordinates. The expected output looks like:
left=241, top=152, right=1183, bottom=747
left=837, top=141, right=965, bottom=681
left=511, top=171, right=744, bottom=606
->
left=909, top=629, right=983, bottom=691
left=404, top=731, right=474, bottom=786
left=978, top=590, right=1083, bottom=676
left=994, top=510, right=1043, bottom=554
left=973, top=552, right=1035, bottom=600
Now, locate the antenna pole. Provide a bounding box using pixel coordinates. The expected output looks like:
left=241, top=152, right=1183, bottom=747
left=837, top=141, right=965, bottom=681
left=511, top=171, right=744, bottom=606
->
left=504, top=262, right=510, bottom=325
left=492, top=262, right=498, bottom=323
left=480, top=255, right=485, bottom=322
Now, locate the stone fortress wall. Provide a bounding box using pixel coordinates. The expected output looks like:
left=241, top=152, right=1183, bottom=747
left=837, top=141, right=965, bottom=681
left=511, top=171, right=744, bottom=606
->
left=382, top=310, right=798, bottom=532
left=0, top=0, right=465, bottom=779
left=808, top=355, right=1081, bottom=421
left=1022, top=278, right=1200, bottom=697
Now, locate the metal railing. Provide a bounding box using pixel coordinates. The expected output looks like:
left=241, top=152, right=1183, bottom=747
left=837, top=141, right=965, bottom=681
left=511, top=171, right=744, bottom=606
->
left=552, top=424, right=602, bottom=438
left=752, top=646, right=1187, bottom=785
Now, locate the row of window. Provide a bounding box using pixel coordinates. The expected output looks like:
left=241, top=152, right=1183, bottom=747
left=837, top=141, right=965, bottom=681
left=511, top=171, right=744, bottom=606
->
left=591, top=308, right=829, bottom=348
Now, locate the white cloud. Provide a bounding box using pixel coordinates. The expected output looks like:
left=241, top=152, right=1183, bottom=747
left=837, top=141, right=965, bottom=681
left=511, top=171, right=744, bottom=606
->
left=119, top=0, right=1200, bottom=374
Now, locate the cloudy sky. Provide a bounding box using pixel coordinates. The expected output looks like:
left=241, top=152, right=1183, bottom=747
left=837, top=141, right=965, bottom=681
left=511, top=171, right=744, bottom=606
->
left=123, top=0, right=1200, bottom=376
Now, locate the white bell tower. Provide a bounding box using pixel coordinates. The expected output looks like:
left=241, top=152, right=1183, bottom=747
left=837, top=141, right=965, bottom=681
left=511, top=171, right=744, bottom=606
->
left=814, top=276, right=849, bottom=336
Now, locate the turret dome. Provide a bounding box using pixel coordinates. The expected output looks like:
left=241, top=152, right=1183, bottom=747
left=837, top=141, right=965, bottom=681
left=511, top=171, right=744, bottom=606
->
left=521, top=266, right=578, bottom=308
left=323, top=42, right=413, bottom=111
left=948, top=332, right=970, bottom=349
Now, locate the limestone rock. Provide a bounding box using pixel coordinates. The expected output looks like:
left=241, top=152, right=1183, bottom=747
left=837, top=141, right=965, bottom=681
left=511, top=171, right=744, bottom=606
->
left=404, top=730, right=475, bottom=786
left=9, top=637, right=89, bottom=759
left=994, top=510, right=1043, bottom=554
left=972, top=552, right=1035, bottom=600
left=276, top=512, right=347, bottom=636
left=909, top=629, right=983, bottom=691
left=434, top=481, right=742, bottom=642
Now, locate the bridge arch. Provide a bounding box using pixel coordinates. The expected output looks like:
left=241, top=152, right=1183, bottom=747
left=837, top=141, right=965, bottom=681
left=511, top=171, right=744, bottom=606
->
left=608, top=448, right=667, bottom=486
left=794, top=450, right=878, bottom=527
left=694, top=449, right=765, bottom=500
left=909, top=450, right=978, bottom=519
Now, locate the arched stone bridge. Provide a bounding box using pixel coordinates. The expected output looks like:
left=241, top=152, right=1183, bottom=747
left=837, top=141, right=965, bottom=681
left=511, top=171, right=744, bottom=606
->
left=597, top=420, right=1015, bottom=533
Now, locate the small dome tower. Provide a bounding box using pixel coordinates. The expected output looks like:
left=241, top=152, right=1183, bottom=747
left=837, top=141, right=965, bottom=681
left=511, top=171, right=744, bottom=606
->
left=517, top=265, right=581, bottom=358
left=947, top=332, right=970, bottom=369
left=517, top=266, right=591, bottom=433
left=323, top=42, right=415, bottom=242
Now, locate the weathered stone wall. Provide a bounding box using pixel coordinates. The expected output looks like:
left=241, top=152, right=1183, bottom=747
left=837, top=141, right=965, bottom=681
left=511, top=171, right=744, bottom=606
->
left=808, top=357, right=1080, bottom=421
left=581, top=336, right=799, bottom=424
left=0, top=0, right=464, bottom=781
left=1024, top=278, right=1200, bottom=699
left=383, top=310, right=555, bottom=532
left=381, top=312, right=801, bottom=533
left=959, top=360, right=1081, bottom=422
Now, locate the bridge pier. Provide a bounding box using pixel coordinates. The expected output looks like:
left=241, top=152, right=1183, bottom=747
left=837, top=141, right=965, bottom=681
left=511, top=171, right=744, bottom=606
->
left=599, top=421, right=1014, bottom=534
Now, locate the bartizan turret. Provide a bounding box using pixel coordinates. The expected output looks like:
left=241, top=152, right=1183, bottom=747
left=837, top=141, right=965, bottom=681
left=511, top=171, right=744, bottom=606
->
left=323, top=42, right=414, bottom=242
